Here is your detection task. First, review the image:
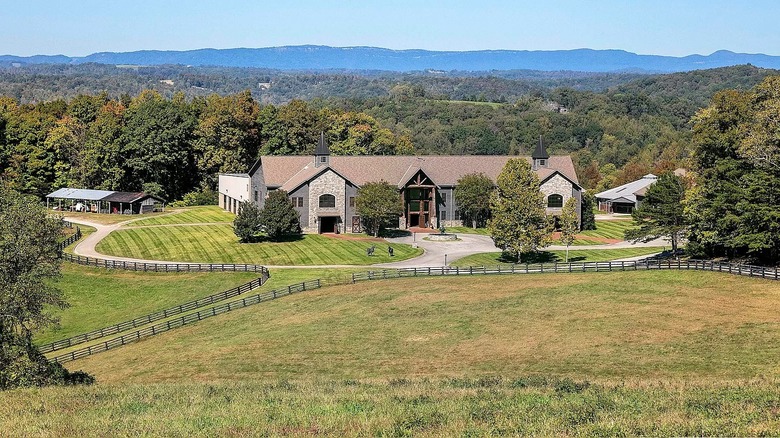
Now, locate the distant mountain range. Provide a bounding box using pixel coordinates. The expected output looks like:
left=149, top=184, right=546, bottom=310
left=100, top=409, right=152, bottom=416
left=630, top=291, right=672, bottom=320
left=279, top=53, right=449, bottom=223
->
left=2, top=46, right=780, bottom=73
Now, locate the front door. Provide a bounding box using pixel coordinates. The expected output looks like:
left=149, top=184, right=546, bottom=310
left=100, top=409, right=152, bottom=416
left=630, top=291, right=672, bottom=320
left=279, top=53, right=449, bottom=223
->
left=351, top=216, right=361, bottom=233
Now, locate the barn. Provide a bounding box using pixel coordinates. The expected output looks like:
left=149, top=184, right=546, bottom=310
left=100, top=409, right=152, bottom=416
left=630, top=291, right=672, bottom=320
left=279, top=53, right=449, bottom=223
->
left=45, top=188, right=166, bottom=214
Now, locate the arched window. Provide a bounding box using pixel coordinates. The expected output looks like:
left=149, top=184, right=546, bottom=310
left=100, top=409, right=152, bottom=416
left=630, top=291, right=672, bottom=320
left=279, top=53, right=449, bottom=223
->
left=319, top=194, right=336, bottom=208
left=547, top=194, right=563, bottom=208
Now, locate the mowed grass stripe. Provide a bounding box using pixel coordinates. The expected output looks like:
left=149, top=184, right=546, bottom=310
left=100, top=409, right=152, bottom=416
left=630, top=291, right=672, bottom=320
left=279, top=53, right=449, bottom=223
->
left=582, top=220, right=636, bottom=240
left=126, top=206, right=234, bottom=227
left=97, top=225, right=422, bottom=265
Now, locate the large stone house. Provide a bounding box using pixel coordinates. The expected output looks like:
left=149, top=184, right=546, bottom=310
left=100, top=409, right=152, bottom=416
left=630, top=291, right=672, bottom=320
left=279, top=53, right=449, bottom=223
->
left=218, top=135, right=582, bottom=233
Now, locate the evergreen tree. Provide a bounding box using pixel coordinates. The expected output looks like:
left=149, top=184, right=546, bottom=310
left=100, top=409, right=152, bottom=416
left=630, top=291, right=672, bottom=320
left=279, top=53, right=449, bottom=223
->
left=580, top=191, right=597, bottom=230
left=259, top=190, right=301, bottom=241
left=454, top=172, right=494, bottom=228
left=559, top=197, right=579, bottom=262
left=488, top=159, right=552, bottom=262
left=625, top=173, right=687, bottom=252
left=356, top=181, right=403, bottom=237
left=233, top=201, right=263, bottom=243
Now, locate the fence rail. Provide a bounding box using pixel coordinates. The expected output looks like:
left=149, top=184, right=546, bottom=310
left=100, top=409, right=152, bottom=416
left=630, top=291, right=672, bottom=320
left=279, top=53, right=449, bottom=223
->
left=62, top=253, right=270, bottom=273
left=39, top=272, right=270, bottom=354
left=50, top=279, right=321, bottom=364
left=49, top=257, right=780, bottom=364
left=349, top=259, right=780, bottom=283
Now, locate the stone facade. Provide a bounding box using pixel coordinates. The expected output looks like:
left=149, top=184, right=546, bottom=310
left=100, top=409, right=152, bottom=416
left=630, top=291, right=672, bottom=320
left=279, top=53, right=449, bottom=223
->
left=540, top=173, right=581, bottom=226
left=307, top=169, right=346, bottom=233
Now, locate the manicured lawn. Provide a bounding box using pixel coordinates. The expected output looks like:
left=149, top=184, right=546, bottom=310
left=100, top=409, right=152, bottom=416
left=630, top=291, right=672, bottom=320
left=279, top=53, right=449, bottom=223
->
left=451, top=247, right=664, bottom=267
left=62, top=211, right=165, bottom=225
left=449, top=219, right=638, bottom=245
left=582, top=219, right=637, bottom=240
left=125, top=206, right=233, bottom=227
left=96, top=225, right=422, bottom=265
left=4, top=379, right=780, bottom=436
left=446, top=226, right=491, bottom=236
left=69, top=270, right=780, bottom=384
left=36, top=264, right=259, bottom=345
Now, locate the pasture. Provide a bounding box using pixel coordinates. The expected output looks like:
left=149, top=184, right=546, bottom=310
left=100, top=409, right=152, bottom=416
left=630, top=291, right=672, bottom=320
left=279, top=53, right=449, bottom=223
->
left=37, top=264, right=259, bottom=345
left=68, top=270, right=780, bottom=383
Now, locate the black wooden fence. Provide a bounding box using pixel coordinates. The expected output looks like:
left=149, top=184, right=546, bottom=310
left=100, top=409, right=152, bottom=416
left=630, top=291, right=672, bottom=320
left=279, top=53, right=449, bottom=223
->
left=58, top=227, right=82, bottom=251
left=349, top=259, right=780, bottom=282
left=62, top=253, right=271, bottom=273
left=50, top=279, right=322, bottom=364
left=39, top=273, right=270, bottom=354
left=49, top=257, right=780, bottom=364
left=56, top=226, right=270, bottom=274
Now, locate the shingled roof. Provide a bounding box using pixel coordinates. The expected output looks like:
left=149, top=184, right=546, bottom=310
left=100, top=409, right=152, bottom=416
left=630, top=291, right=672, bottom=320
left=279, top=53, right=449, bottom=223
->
left=260, top=155, right=579, bottom=191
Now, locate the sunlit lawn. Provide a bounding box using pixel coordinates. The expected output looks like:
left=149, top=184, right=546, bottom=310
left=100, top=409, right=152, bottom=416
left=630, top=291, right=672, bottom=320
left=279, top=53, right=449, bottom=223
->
left=97, top=225, right=422, bottom=265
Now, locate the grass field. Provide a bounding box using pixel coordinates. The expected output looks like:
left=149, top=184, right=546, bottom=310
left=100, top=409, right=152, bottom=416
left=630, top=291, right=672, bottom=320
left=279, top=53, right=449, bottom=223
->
left=96, top=226, right=422, bottom=265
left=68, top=270, right=780, bottom=383
left=62, top=211, right=165, bottom=225
left=37, top=264, right=259, bottom=345
left=125, top=206, right=233, bottom=227
left=580, top=219, right=637, bottom=240
left=450, top=246, right=664, bottom=266
left=448, top=219, right=638, bottom=245
left=4, top=379, right=780, bottom=436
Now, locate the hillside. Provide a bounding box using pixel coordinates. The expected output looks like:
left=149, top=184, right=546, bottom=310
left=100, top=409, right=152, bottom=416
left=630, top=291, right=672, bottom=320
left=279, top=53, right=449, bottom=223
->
left=4, top=46, right=780, bottom=72
left=70, top=271, right=780, bottom=383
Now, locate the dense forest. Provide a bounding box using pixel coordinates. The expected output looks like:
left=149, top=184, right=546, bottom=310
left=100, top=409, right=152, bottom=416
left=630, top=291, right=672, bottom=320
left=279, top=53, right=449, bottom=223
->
left=0, top=64, right=777, bottom=204
left=0, top=63, right=659, bottom=104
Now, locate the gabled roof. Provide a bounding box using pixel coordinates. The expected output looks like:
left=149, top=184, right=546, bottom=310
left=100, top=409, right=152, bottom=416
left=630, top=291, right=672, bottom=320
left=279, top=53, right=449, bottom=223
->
left=248, top=157, right=263, bottom=176
left=595, top=174, right=658, bottom=204
left=531, top=136, right=549, bottom=160
left=280, top=164, right=356, bottom=193
left=261, top=155, right=579, bottom=189
left=47, top=188, right=115, bottom=201
left=102, top=192, right=165, bottom=203
left=539, top=169, right=582, bottom=190
left=46, top=188, right=166, bottom=203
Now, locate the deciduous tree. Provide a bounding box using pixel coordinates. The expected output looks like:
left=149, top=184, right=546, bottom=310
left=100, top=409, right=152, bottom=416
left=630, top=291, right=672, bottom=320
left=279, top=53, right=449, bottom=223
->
left=559, top=197, right=579, bottom=262
left=488, top=159, right=552, bottom=262
left=453, top=172, right=494, bottom=228
left=356, top=181, right=403, bottom=237
left=0, top=187, right=93, bottom=389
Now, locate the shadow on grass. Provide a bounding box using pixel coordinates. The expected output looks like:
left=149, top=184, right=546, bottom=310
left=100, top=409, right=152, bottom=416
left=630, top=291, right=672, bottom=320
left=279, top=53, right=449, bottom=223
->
left=498, top=251, right=586, bottom=264
left=243, top=233, right=305, bottom=244
left=378, top=229, right=412, bottom=238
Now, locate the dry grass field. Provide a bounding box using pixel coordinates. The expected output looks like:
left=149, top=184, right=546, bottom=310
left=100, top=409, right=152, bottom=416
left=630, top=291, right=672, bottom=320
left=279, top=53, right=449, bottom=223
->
left=6, top=269, right=780, bottom=436
left=68, top=270, right=780, bottom=383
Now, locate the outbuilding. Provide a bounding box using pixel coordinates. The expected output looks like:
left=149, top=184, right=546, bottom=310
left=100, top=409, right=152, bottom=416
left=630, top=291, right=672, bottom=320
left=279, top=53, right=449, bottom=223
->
left=46, top=188, right=165, bottom=214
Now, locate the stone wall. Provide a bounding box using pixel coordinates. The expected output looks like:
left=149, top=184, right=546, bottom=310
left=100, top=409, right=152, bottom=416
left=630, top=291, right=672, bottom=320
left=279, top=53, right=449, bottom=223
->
left=307, top=170, right=346, bottom=233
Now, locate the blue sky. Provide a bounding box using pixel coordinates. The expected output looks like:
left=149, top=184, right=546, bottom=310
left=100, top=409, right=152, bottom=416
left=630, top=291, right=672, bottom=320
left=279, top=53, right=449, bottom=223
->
left=4, top=1, right=778, bottom=56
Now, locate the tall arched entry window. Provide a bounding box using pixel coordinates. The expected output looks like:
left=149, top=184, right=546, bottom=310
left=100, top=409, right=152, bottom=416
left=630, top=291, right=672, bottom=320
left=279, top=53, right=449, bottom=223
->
left=319, top=194, right=336, bottom=208
left=547, top=194, right=563, bottom=208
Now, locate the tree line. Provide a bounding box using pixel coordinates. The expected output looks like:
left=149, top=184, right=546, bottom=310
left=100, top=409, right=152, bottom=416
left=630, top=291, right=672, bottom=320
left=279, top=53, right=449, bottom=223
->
left=0, top=91, right=412, bottom=201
